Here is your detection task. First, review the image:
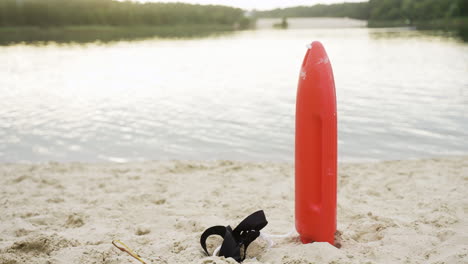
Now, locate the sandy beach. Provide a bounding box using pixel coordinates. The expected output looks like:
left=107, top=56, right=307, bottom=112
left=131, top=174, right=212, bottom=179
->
left=0, top=157, right=467, bottom=263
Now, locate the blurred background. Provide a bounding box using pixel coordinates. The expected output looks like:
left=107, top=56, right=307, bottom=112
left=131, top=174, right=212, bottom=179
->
left=0, top=0, right=467, bottom=163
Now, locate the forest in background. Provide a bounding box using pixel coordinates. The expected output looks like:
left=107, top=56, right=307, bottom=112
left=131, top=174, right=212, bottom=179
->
left=0, top=0, right=250, bottom=28
left=256, top=0, right=467, bottom=26
left=1, top=0, right=467, bottom=28
left=0, top=0, right=252, bottom=43
left=255, top=2, right=369, bottom=20
left=2, top=0, right=467, bottom=29
left=0, top=0, right=467, bottom=43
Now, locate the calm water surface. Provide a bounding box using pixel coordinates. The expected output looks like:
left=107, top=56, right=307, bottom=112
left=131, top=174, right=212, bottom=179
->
left=1, top=26, right=467, bottom=163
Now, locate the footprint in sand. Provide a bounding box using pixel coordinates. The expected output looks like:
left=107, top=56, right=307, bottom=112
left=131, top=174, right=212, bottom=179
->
left=135, top=226, right=151, bottom=236
left=65, top=214, right=85, bottom=228
left=5, top=234, right=79, bottom=255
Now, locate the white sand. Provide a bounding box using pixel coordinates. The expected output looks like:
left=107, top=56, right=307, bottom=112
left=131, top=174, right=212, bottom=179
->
left=0, top=157, right=467, bottom=263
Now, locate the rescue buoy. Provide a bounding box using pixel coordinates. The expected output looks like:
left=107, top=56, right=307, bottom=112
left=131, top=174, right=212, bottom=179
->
left=295, top=41, right=337, bottom=245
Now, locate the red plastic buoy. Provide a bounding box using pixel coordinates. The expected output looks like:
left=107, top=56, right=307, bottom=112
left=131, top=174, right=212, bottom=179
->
left=295, top=41, right=337, bottom=245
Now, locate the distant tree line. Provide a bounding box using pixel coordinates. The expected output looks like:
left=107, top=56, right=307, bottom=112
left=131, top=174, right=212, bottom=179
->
left=368, top=0, right=467, bottom=22
left=1, top=0, right=466, bottom=31
left=254, top=2, right=370, bottom=20
left=0, top=0, right=251, bottom=28
left=255, top=0, right=468, bottom=23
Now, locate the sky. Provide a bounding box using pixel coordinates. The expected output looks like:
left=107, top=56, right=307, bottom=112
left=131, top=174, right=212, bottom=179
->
left=137, top=0, right=365, bottom=11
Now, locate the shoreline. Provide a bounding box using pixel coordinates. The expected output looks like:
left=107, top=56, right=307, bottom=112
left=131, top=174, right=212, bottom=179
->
left=0, top=156, right=467, bottom=263
left=0, top=25, right=237, bottom=45
left=0, top=154, right=466, bottom=165
left=1, top=18, right=467, bottom=45
left=368, top=17, right=468, bottom=41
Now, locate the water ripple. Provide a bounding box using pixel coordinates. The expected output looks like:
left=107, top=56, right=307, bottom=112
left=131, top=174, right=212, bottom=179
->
left=1, top=28, right=467, bottom=162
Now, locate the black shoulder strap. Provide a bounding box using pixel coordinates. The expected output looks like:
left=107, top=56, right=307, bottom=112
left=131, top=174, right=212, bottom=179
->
left=200, top=225, right=228, bottom=256
left=200, top=210, right=268, bottom=262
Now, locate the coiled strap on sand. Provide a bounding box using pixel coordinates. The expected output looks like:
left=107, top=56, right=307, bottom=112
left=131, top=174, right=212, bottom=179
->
left=200, top=210, right=268, bottom=262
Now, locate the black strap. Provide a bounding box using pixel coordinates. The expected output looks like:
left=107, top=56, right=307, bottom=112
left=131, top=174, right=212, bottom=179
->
left=200, top=210, right=268, bottom=262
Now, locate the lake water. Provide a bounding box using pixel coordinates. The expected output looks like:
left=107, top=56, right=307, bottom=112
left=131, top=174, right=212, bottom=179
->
left=1, top=20, right=467, bottom=163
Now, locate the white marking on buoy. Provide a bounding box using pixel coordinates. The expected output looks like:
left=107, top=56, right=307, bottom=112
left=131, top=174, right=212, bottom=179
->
left=316, top=57, right=329, bottom=65
left=300, top=70, right=306, bottom=80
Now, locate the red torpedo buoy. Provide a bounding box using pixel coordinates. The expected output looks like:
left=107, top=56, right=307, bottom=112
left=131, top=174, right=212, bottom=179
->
left=295, top=41, right=337, bottom=245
